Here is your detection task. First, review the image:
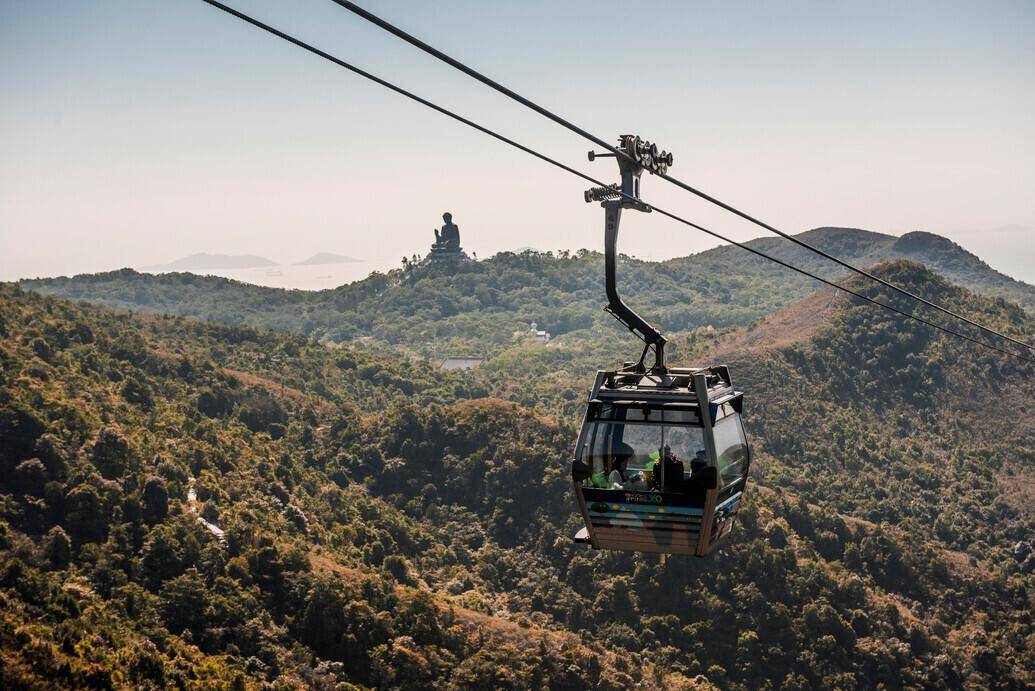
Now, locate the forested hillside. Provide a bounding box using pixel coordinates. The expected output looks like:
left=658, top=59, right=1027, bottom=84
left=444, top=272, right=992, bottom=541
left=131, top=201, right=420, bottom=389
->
left=21, top=228, right=1035, bottom=358
left=1, top=258, right=1032, bottom=688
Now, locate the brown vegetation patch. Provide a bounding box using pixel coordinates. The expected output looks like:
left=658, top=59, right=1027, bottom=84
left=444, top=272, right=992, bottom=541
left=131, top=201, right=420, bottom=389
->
left=448, top=604, right=614, bottom=666
left=996, top=461, right=1035, bottom=519
left=308, top=549, right=370, bottom=584
left=711, top=286, right=848, bottom=357
left=451, top=396, right=557, bottom=427
left=452, top=397, right=520, bottom=414
left=221, top=368, right=309, bottom=405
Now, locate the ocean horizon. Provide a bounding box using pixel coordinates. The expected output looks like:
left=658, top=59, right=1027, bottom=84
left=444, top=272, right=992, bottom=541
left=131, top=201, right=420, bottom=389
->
left=142, top=259, right=394, bottom=291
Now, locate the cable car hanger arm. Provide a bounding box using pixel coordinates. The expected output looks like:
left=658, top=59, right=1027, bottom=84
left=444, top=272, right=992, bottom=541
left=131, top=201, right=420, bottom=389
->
left=603, top=200, right=667, bottom=373
left=587, top=136, right=674, bottom=375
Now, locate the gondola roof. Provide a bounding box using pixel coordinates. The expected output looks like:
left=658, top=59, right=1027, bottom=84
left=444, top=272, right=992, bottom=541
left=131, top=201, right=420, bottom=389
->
left=591, top=365, right=741, bottom=407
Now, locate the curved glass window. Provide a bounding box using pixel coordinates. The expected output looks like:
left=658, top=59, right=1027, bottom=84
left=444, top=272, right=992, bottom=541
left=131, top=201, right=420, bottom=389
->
left=578, top=420, right=706, bottom=491
left=712, top=414, right=749, bottom=488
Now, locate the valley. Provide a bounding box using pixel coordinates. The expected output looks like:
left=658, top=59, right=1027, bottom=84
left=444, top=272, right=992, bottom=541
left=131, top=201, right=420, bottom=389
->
left=1, top=244, right=1032, bottom=688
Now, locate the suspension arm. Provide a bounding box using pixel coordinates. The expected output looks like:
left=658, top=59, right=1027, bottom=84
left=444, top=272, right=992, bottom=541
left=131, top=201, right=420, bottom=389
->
left=602, top=200, right=667, bottom=370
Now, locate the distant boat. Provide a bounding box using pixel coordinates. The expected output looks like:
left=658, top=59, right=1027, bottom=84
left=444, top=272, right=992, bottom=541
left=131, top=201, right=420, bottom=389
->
left=140, top=252, right=278, bottom=272
left=294, top=252, right=362, bottom=266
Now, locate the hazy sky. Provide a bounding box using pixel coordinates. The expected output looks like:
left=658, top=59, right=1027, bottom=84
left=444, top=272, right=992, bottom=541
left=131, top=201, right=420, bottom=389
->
left=2, top=0, right=1033, bottom=283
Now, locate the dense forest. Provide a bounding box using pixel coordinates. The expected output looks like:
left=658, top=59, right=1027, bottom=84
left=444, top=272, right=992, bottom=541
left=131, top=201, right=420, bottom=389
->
left=2, top=253, right=1032, bottom=688
left=21, top=228, right=1035, bottom=359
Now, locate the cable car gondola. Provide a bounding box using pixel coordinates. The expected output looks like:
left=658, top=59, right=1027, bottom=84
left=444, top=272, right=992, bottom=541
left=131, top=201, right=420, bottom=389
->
left=571, top=135, right=751, bottom=557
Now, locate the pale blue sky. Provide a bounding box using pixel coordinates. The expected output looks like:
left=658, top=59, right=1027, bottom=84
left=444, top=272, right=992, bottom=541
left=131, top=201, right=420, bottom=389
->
left=2, top=0, right=1033, bottom=282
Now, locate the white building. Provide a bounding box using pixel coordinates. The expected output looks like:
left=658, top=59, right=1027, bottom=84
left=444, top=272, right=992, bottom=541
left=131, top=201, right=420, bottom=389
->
left=529, top=322, right=551, bottom=343
left=438, top=356, right=485, bottom=371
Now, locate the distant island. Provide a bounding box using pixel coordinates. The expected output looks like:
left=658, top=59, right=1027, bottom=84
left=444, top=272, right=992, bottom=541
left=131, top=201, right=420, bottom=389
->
left=141, top=253, right=278, bottom=272
left=294, top=252, right=362, bottom=266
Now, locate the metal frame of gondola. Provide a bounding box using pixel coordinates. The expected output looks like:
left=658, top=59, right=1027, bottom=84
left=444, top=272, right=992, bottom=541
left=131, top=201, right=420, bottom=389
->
left=571, top=364, right=748, bottom=556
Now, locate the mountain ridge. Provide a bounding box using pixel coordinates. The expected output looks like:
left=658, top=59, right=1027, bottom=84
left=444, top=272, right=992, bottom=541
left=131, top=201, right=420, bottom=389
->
left=21, top=228, right=1035, bottom=358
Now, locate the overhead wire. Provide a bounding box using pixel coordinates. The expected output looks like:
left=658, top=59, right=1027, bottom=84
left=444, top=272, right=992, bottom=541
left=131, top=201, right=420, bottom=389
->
left=326, top=0, right=1035, bottom=357
left=197, top=0, right=1035, bottom=365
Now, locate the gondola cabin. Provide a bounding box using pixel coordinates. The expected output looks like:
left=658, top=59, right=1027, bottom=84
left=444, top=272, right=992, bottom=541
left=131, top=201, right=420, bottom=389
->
left=571, top=365, right=750, bottom=557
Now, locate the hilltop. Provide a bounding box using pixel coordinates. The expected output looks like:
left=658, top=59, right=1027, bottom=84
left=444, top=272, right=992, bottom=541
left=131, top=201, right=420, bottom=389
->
left=1, top=259, right=1032, bottom=688
left=663, top=227, right=1035, bottom=313
left=23, top=228, right=1035, bottom=359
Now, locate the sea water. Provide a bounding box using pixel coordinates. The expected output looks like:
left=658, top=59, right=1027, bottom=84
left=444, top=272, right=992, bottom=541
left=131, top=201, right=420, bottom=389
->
left=147, top=260, right=395, bottom=291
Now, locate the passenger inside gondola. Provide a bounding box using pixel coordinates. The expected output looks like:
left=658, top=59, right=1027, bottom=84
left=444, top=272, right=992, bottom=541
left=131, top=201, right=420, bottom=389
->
left=650, top=445, right=687, bottom=492
left=607, top=443, right=647, bottom=489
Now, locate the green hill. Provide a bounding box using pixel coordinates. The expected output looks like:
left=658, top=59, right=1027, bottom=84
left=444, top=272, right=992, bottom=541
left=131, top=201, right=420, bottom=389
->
left=21, top=228, right=1035, bottom=359
left=1, top=259, right=1032, bottom=688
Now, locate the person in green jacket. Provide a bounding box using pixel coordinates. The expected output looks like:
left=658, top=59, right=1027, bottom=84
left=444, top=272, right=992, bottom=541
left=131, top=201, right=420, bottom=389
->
left=590, top=467, right=609, bottom=488
left=645, top=446, right=665, bottom=489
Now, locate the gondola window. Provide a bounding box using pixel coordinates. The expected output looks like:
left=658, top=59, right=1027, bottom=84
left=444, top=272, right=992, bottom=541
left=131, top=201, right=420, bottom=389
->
left=712, top=414, right=749, bottom=488
left=580, top=420, right=706, bottom=491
